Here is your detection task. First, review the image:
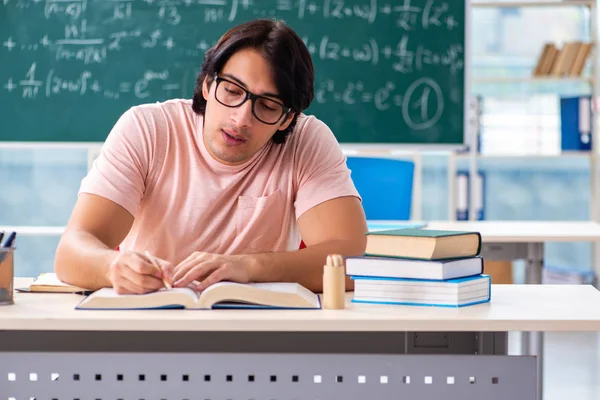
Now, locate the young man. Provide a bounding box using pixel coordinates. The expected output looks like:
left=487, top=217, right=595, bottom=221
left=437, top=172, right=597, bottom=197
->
left=54, top=19, right=367, bottom=294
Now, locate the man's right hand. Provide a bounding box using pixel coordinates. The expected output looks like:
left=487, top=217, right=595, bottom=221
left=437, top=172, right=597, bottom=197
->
left=106, top=251, right=174, bottom=294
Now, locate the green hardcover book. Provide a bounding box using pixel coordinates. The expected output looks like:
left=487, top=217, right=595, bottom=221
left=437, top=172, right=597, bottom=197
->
left=364, top=229, right=482, bottom=260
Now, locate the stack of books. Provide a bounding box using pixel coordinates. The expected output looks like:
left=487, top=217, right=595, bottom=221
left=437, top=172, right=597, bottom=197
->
left=346, top=229, right=491, bottom=308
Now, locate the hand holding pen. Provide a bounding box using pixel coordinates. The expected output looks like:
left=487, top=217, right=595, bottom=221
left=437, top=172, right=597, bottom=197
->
left=106, top=250, right=173, bottom=295
left=145, top=251, right=172, bottom=290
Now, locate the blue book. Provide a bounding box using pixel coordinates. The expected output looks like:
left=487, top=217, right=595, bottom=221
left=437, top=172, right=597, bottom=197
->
left=76, top=282, right=321, bottom=310
left=350, top=274, right=491, bottom=308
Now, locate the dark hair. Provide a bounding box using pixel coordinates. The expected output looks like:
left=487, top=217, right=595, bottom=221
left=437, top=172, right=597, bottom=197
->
left=192, top=19, right=314, bottom=144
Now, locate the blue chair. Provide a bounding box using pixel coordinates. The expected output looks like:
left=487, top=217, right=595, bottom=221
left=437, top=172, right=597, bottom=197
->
left=346, top=156, right=415, bottom=220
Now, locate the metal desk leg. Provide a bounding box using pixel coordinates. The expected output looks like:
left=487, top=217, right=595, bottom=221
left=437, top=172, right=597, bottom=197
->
left=531, top=331, right=544, bottom=400
left=525, top=242, right=544, bottom=285
left=524, top=242, right=544, bottom=400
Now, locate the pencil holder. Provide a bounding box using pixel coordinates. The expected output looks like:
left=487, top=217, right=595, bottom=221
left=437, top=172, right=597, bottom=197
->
left=0, top=248, right=15, bottom=305
left=323, top=254, right=345, bottom=309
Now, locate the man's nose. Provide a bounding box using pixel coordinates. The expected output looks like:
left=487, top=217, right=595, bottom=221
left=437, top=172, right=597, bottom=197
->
left=231, top=98, right=254, bottom=128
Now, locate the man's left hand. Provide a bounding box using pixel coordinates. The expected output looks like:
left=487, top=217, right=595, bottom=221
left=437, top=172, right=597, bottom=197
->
left=173, top=252, right=252, bottom=291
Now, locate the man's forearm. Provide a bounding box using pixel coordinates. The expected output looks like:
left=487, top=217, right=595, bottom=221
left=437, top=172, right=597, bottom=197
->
left=243, top=239, right=364, bottom=292
left=54, top=230, right=119, bottom=290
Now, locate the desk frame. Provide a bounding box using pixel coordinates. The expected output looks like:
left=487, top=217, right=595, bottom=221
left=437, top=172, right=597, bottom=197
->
left=2, top=331, right=537, bottom=400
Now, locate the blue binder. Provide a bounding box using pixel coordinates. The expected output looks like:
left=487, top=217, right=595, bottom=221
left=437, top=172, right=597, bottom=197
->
left=560, top=96, right=592, bottom=151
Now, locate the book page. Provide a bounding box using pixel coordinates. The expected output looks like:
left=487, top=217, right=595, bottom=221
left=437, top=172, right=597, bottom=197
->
left=249, top=283, right=320, bottom=308
left=196, top=282, right=320, bottom=309
left=95, top=287, right=198, bottom=299
left=78, top=287, right=199, bottom=309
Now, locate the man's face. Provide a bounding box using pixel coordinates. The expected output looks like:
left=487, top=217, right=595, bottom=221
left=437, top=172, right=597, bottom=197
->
left=202, top=48, right=294, bottom=165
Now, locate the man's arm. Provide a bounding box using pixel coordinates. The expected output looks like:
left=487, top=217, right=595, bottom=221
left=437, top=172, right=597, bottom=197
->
left=54, top=194, right=134, bottom=289
left=55, top=106, right=173, bottom=293
left=245, top=196, right=367, bottom=292
left=56, top=194, right=174, bottom=293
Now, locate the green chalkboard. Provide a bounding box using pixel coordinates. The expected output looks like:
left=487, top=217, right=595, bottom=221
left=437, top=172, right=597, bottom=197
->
left=0, top=0, right=466, bottom=145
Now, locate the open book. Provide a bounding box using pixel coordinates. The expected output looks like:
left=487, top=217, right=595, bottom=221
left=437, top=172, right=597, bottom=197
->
left=76, top=281, right=321, bottom=310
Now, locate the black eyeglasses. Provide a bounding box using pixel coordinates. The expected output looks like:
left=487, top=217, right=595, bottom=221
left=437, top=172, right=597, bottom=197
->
left=213, top=74, right=290, bottom=125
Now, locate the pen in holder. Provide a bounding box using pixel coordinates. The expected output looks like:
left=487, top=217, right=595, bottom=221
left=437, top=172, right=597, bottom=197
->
left=0, top=247, right=15, bottom=305
left=323, top=254, right=345, bottom=309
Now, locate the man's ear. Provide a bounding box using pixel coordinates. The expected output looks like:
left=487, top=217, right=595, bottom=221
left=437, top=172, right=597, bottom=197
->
left=278, top=112, right=296, bottom=131
left=202, top=76, right=211, bottom=101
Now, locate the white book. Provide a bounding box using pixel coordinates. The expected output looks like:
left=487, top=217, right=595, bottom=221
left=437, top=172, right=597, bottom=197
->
left=346, top=256, right=483, bottom=280
left=351, top=274, right=491, bottom=308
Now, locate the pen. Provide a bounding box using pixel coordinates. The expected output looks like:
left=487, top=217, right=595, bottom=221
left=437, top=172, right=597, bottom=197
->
left=0, top=231, right=16, bottom=264
left=144, top=251, right=172, bottom=290
left=2, top=231, right=17, bottom=248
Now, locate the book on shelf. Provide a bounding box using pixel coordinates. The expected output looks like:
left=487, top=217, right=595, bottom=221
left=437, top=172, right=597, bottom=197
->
left=364, top=228, right=482, bottom=260
left=345, top=255, right=484, bottom=281
left=350, top=274, right=491, bottom=308
left=533, top=42, right=558, bottom=76
left=76, top=281, right=321, bottom=310
left=555, top=42, right=581, bottom=76
left=569, top=42, right=593, bottom=76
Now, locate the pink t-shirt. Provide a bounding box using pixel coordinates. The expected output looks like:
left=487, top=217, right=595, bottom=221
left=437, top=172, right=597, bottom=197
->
left=79, top=99, right=360, bottom=265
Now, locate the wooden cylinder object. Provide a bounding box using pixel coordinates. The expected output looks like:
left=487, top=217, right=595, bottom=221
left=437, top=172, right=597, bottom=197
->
left=323, top=254, right=346, bottom=309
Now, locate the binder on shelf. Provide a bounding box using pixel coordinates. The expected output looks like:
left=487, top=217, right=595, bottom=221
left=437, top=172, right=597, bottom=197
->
left=560, top=95, right=592, bottom=151
left=467, top=95, right=483, bottom=153
left=474, top=171, right=485, bottom=221
left=456, top=170, right=485, bottom=221
left=456, top=171, right=468, bottom=221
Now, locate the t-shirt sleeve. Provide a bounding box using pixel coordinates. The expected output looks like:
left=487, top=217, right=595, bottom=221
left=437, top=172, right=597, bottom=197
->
left=78, top=106, right=152, bottom=218
left=293, top=116, right=361, bottom=219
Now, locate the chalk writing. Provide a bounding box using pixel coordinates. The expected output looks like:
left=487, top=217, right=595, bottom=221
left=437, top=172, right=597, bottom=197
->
left=1, top=0, right=464, bottom=138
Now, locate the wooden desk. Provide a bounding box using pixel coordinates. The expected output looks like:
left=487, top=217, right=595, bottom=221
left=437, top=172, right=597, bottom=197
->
left=2, top=279, right=600, bottom=332
left=3, top=278, right=600, bottom=400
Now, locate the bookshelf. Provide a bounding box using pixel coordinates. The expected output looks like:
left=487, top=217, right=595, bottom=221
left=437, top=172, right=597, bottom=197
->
left=453, top=0, right=600, bottom=281
left=454, top=0, right=599, bottom=220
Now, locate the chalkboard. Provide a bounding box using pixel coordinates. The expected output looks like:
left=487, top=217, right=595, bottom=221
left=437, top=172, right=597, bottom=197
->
left=0, top=0, right=466, bottom=145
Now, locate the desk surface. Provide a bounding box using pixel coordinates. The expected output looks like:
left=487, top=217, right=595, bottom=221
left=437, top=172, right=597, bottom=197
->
left=370, top=220, right=600, bottom=242
left=2, top=278, right=600, bottom=332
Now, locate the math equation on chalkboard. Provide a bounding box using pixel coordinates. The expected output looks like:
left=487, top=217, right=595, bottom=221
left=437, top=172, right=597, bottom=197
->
left=0, top=0, right=466, bottom=144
